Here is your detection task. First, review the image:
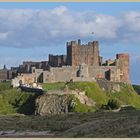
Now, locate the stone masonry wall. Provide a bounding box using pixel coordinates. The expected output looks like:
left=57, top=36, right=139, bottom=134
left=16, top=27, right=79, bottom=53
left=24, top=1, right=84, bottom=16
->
left=67, top=40, right=99, bottom=66
left=43, top=66, right=79, bottom=83
left=116, top=54, right=130, bottom=83
left=49, top=54, right=67, bottom=67
left=43, top=65, right=121, bottom=83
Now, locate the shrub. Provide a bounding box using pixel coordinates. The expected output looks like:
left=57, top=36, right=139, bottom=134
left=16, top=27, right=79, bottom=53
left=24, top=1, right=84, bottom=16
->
left=107, top=99, right=120, bottom=110
left=133, top=85, right=140, bottom=95
left=0, top=88, right=38, bottom=115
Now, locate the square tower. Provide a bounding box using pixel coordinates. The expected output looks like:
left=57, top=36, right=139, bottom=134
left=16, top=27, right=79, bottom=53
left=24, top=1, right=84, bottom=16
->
left=66, top=40, right=99, bottom=66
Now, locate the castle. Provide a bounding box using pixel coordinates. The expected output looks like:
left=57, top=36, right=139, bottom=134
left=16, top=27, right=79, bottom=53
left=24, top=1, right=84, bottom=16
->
left=2, top=39, right=130, bottom=85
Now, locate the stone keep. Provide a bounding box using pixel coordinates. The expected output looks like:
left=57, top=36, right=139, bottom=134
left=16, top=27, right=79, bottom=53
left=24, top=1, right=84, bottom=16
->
left=67, top=40, right=99, bottom=66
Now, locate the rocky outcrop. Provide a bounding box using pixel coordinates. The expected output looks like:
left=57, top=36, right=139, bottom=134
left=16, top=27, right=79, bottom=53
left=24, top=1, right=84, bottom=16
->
left=35, top=94, right=72, bottom=116
left=35, top=89, right=96, bottom=116
left=71, top=90, right=96, bottom=106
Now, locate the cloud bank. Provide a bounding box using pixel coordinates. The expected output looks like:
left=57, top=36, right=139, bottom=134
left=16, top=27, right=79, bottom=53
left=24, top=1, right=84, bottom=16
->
left=0, top=6, right=140, bottom=48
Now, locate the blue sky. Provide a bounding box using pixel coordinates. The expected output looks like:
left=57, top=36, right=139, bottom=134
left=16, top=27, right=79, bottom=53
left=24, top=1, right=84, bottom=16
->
left=0, top=2, right=140, bottom=84
left=0, top=2, right=140, bottom=12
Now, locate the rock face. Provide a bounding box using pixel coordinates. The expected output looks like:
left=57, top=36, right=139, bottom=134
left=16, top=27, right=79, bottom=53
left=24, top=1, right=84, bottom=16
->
left=35, top=94, right=73, bottom=116
left=71, top=90, right=96, bottom=106
left=35, top=89, right=96, bottom=116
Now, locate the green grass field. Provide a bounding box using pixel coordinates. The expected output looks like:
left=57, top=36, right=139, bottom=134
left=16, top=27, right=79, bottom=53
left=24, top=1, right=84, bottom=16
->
left=42, top=82, right=65, bottom=91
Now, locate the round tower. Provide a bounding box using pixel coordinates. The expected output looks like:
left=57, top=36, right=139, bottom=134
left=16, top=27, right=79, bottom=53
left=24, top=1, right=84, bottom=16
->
left=116, top=53, right=130, bottom=83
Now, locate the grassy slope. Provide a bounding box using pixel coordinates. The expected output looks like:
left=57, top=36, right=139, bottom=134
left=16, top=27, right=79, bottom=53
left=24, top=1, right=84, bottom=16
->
left=69, top=94, right=96, bottom=113
left=108, top=84, right=140, bottom=108
left=68, top=82, right=140, bottom=108
left=133, top=84, right=140, bottom=95
left=42, top=82, right=108, bottom=112
left=0, top=81, right=140, bottom=115
left=67, top=82, right=108, bottom=105
left=42, top=82, right=65, bottom=91
left=0, top=82, right=37, bottom=115
left=43, top=82, right=140, bottom=109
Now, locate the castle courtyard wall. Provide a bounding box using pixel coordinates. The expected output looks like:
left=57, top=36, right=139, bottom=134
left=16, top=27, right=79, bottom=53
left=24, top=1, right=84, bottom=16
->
left=88, top=66, right=120, bottom=82
left=42, top=65, right=121, bottom=83
left=43, top=66, right=79, bottom=83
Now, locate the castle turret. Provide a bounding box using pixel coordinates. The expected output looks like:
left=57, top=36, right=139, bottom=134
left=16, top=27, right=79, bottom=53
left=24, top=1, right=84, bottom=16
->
left=116, top=53, right=130, bottom=83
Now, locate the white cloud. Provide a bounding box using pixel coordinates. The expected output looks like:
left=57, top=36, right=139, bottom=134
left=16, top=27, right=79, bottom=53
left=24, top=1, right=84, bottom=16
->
left=0, top=7, right=139, bottom=48
left=130, top=55, right=140, bottom=85
left=0, top=32, right=9, bottom=40
left=52, top=6, right=68, bottom=15
left=121, top=11, right=140, bottom=32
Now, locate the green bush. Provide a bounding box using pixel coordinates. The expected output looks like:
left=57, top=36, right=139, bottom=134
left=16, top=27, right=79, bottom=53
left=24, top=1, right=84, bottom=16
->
left=133, top=85, right=140, bottom=95
left=107, top=99, right=120, bottom=110
left=0, top=88, right=38, bottom=115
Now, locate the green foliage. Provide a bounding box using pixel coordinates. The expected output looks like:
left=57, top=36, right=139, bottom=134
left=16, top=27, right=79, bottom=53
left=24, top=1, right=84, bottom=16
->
left=107, top=99, right=120, bottom=110
left=0, top=87, right=37, bottom=115
left=107, top=84, right=140, bottom=108
left=0, top=82, right=11, bottom=91
left=42, top=82, right=65, bottom=91
left=67, top=82, right=140, bottom=110
left=133, top=85, right=140, bottom=95
left=0, top=81, right=140, bottom=115
left=67, top=82, right=108, bottom=105
left=0, top=96, right=16, bottom=114
left=68, top=95, right=96, bottom=113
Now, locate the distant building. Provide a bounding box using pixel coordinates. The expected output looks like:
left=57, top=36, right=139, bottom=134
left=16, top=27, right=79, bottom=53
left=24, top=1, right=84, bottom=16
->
left=18, top=61, right=48, bottom=73
left=0, top=65, right=8, bottom=81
